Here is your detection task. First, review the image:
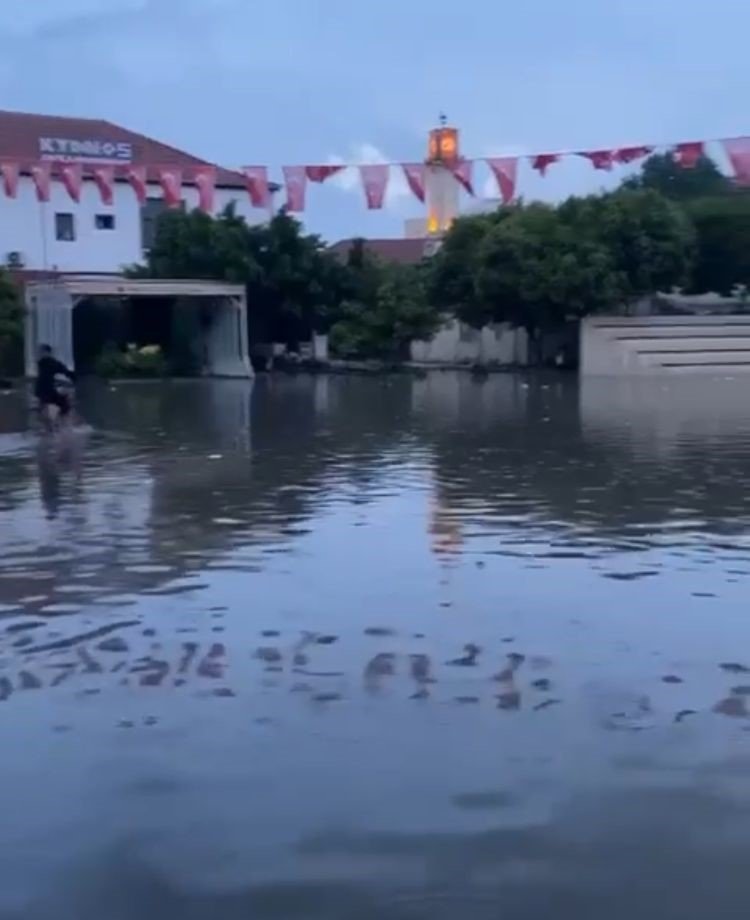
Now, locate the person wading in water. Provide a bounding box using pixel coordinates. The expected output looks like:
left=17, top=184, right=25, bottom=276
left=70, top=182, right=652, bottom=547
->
left=35, top=344, right=75, bottom=430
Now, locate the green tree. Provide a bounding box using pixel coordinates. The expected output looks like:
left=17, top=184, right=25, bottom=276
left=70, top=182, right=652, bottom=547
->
left=0, top=270, right=23, bottom=377
left=472, top=203, right=622, bottom=359
left=625, top=152, right=733, bottom=201
left=561, top=188, right=695, bottom=301
left=130, top=207, right=347, bottom=347
left=132, top=206, right=260, bottom=283
left=330, top=256, right=441, bottom=360
left=248, top=212, right=348, bottom=343
left=428, top=190, right=694, bottom=361
left=684, top=195, right=750, bottom=294
left=622, top=152, right=750, bottom=295
left=426, top=212, right=505, bottom=325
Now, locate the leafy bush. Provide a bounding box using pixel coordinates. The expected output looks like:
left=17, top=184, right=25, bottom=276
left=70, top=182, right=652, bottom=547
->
left=94, top=343, right=167, bottom=378
left=0, top=270, right=23, bottom=377
left=329, top=250, right=441, bottom=360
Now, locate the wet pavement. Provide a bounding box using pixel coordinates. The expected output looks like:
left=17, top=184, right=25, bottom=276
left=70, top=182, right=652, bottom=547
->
left=2, top=373, right=750, bottom=918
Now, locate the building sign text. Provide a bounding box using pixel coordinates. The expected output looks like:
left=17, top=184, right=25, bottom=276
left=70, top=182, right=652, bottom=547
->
left=38, top=137, right=133, bottom=162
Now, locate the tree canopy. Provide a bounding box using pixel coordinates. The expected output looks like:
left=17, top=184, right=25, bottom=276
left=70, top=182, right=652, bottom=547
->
left=329, top=241, right=440, bottom=359
left=132, top=209, right=441, bottom=359
left=131, top=206, right=349, bottom=345
left=559, top=188, right=694, bottom=300
left=427, top=187, right=694, bottom=345
left=683, top=195, right=750, bottom=295
left=473, top=203, right=622, bottom=339
left=624, top=152, right=733, bottom=201
left=624, top=151, right=750, bottom=294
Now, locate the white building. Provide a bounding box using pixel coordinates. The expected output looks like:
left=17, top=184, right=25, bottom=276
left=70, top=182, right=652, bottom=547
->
left=0, top=109, right=271, bottom=274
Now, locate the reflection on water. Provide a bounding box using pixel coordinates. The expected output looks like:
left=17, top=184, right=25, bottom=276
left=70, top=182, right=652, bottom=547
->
left=2, top=374, right=750, bottom=917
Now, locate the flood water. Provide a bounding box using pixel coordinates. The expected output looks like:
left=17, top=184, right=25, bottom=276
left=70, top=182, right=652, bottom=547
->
left=3, top=372, right=750, bottom=918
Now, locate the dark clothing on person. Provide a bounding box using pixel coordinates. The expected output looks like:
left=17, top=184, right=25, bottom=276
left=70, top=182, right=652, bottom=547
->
left=35, top=355, right=74, bottom=415
left=41, top=389, right=71, bottom=416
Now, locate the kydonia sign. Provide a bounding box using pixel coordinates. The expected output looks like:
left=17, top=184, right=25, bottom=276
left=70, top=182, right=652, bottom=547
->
left=38, top=137, right=133, bottom=162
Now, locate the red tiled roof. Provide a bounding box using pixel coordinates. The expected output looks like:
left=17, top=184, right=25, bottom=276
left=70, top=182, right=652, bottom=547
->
left=329, top=237, right=428, bottom=265
left=0, top=109, right=262, bottom=189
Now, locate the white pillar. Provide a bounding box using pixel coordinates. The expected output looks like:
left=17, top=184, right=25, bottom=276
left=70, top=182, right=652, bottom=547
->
left=312, top=333, right=329, bottom=362
left=27, top=284, right=74, bottom=373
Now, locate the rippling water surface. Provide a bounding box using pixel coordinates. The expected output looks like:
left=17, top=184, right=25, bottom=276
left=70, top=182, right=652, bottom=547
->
left=3, top=373, right=750, bottom=918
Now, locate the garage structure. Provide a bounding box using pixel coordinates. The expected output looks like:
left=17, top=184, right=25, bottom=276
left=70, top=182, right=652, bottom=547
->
left=24, top=275, right=252, bottom=379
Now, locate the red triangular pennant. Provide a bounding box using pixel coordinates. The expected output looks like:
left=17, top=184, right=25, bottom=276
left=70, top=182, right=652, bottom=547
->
left=0, top=161, right=19, bottom=199
left=614, top=145, right=653, bottom=164
left=282, top=165, right=307, bottom=212
left=579, top=149, right=615, bottom=171
left=450, top=159, right=474, bottom=195
left=486, top=157, right=518, bottom=204
left=531, top=153, right=560, bottom=176
left=193, top=165, right=216, bottom=213
left=305, top=164, right=344, bottom=183
left=158, top=166, right=183, bottom=208
left=723, top=138, right=750, bottom=186
left=59, top=161, right=83, bottom=202
left=243, top=166, right=270, bottom=208
left=359, top=164, right=389, bottom=209
left=673, top=142, right=704, bottom=169
left=125, top=165, right=147, bottom=205
left=401, top=163, right=426, bottom=203
left=30, top=162, right=51, bottom=202
left=92, top=165, right=115, bottom=206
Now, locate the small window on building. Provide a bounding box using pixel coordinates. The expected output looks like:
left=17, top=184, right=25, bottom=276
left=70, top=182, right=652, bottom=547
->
left=95, top=214, right=115, bottom=230
left=55, top=213, right=75, bottom=242
left=140, top=197, right=186, bottom=251
left=140, top=197, right=167, bottom=251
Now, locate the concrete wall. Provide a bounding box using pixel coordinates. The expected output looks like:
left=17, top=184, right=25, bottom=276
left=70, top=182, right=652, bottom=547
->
left=581, top=314, right=750, bottom=375
left=411, top=319, right=528, bottom=365
left=0, top=177, right=266, bottom=274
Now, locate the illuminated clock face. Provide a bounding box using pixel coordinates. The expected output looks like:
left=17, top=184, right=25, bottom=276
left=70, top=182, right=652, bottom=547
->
left=441, top=133, right=456, bottom=157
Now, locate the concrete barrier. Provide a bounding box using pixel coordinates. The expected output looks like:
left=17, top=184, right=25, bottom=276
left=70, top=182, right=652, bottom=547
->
left=581, top=315, right=750, bottom=375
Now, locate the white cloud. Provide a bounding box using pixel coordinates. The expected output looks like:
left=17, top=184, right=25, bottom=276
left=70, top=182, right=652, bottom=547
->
left=325, top=143, right=413, bottom=210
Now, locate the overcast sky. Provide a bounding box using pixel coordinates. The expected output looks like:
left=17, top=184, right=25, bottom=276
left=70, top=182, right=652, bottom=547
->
left=1, top=0, right=747, bottom=241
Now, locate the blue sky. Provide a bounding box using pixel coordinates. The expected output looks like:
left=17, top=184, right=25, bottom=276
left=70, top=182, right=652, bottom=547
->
left=1, top=0, right=747, bottom=241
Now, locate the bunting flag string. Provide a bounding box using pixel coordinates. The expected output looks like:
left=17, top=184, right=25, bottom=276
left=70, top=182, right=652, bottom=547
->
left=449, top=159, right=475, bottom=196
left=401, top=163, right=426, bottom=202
left=306, top=165, right=344, bottom=183
left=158, top=167, right=183, bottom=208
left=0, top=132, right=746, bottom=214
left=614, top=145, right=653, bottom=164
left=125, top=165, right=147, bottom=205
left=282, top=165, right=307, bottom=212
left=579, top=150, right=615, bottom=171
left=673, top=142, right=704, bottom=169
left=723, top=138, right=750, bottom=186
left=29, top=162, right=51, bottom=202
left=193, top=165, right=216, bottom=213
left=532, top=153, right=560, bottom=176
left=59, top=162, right=83, bottom=203
left=0, top=161, right=18, bottom=199
left=243, top=166, right=270, bottom=208
left=486, top=157, right=518, bottom=204
left=359, top=163, right=389, bottom=209
left=93, top=164, right=115, bottom=206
